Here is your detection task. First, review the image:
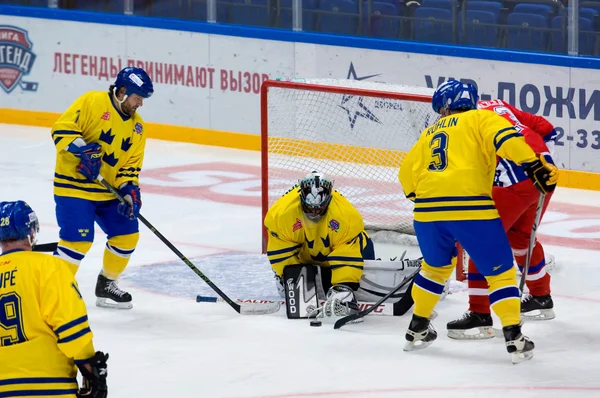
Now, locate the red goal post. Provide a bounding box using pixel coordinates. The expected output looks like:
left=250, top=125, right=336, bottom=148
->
left=260, top=78, right=467, bottom=280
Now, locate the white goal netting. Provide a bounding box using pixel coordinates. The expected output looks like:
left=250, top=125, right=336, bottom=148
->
left=262, top=78, right=438, bottom=235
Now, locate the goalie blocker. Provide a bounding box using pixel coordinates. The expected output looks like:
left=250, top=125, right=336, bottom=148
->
left=282, top=256, right=436, bottom=319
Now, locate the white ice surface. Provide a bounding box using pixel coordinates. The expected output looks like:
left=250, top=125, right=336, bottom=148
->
left=1, top=124, right=600, bottom=397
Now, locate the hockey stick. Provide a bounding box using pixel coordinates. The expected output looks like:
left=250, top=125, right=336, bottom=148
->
left=96, top=176, right=280, bottom=316
left=334, top=266, right=421, bottom=330
left=33, top=242, right=59, bottom=252
left=518, top=193, right=546, bottom=295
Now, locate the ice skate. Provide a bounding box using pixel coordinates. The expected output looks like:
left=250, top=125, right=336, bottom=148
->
left=521, top=294, right=555, bottom=320
left=95, top=274, right=133, bottom=310
left=447, top=311, right=495, bottom=340
left=404, top=315, right=437, bottom=351
left=503, top=324, right=535, bottom=364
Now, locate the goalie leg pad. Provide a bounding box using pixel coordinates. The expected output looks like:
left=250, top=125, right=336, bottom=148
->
left=283, top=264, right=319, bottom=319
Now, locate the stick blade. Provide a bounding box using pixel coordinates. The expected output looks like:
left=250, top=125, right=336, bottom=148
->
left=334, top=313, right=362, bottom=329
left=239, top=302, right=281, bottom=315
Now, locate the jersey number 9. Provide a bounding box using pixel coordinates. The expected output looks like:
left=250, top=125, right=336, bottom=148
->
left=0, top=292, right=28, bottom=346
left=428, top=132, right=449, bottom=172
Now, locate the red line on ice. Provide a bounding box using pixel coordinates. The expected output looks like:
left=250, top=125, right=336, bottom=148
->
left=235, top=385, right=600, bottom=398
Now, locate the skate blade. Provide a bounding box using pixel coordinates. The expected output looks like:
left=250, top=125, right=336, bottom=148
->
left=447, top=326, right=495, bottom=340
left=403, top=339, right=434, bottom=352
left=511, top=350, right=534, bottom=364
left=96, top=297, right=133, bottom=310
left=521, top=308, right=555, bottom=321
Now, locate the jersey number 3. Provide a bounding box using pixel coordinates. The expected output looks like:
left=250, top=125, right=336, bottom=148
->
left=428, top=132, right=449, bottom=171
left=0, top=292, right=27, bottom=346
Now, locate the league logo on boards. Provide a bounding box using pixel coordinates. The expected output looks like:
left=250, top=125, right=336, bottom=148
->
left=0, top=26, right=38, bottom=94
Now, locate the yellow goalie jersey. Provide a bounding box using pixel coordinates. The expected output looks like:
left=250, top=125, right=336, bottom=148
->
left=398, top=109, right=538, bottom=222
left=0, top=250, right=95, bottom=397
left=264, top=187, right=368, bottom=285
left=51, top=91, right=147, bottom=201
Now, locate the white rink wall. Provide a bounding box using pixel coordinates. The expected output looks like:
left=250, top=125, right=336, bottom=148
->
left=1, top=9, right=600, bottom=174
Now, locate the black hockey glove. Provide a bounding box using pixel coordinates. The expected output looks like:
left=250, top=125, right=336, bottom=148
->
left=523, top=155, right=558, bottom=194
left=77, top=351, right=109, bottom=398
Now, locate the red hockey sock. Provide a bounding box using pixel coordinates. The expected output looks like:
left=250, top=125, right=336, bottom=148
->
left=467, top=258, right=491, bottom=314
left=515, top=242, right=551, bottom=296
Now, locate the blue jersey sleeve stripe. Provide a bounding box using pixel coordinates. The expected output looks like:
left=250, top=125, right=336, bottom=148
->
left=54, top=315, right=88, bottom=335
left=267, top=244, right=303, bottom=256
left=0, top=378, right=76, bottom=386
left=119, top=167, right=142, bottom=172
left=115, top=173, right=140, bottom=179
left=53, top=137, right=63, bottom=145
left=57, top=327, right=92, bottom=344
left=493, top=127, right=518, bottom=147
left=268, top=254, right=297, bottom=264
left=414, top=196, right=491, bottom=203
left=494, top=132, right=523, bottom=151
left=51, top=130, right=82, bottom=137
left=414, top=205, right=496, bottom=212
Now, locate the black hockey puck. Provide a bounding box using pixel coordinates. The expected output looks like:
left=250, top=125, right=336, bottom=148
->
left=310, top=320, right=322, bottom=327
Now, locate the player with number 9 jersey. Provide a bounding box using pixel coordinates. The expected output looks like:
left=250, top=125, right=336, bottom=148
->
left=0, top=201, right=108, bottom=398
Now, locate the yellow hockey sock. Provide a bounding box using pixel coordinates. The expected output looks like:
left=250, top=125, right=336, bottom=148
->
left=102, top=233, right=139, bottom=280
left=486, top=267, right=521, bottom=327
left=54, top=240, right=93, bottom=275
left=412, top=259, right=455, bottom=319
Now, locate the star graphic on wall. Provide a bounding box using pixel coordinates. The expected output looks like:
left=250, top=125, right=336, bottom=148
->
left=338, top=62, right=382, bottom=130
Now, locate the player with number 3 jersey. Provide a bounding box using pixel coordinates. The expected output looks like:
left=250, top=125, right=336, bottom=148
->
left=398, top=80, right=558, bottom=363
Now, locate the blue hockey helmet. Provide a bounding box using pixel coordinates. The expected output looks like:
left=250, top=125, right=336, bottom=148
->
left=0, top=201, right=39, bottom=244
left=299, top=171, right=334, bottom=221
left=113, top=67, right=154, bottom=99
left=431, top=79, right=478, bottom=114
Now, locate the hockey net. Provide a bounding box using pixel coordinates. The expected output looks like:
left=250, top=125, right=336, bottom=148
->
left=260, top=78, right=472, bottom=281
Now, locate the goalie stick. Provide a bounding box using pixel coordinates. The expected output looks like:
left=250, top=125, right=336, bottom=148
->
left=519, top=193, right=546, bottom=295
left=334, top=266, right=421, bottom=330
left=96, top=176, right=280, bottom=316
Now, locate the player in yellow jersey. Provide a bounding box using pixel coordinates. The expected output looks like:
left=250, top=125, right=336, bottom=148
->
left=0, top=201, right=108, bottom=398
left=264, top=171, right=375, bottom=320
left=398, top=80, right=557, bottom=363
left=50, top=67, right=154, bottom=310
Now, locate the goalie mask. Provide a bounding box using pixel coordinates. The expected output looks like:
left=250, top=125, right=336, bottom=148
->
left=299, top=171, right=333, bottom=222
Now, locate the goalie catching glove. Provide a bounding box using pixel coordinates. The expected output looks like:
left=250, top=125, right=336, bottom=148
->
left=77, top=351, right=109, bottom=398
left=524, top=154, right=558, bottom=194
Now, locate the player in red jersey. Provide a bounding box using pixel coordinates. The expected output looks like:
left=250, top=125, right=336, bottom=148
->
left=447, top=99, right=557, bottom=340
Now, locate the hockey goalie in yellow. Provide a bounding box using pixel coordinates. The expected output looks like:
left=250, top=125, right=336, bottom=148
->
left=398, top=80, right=557, bottom=363
left=49, top=67, right=154, bottom=310
left=0, top=201, right=108, bottom=398
left=264, top=172, right=375, bottom=316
